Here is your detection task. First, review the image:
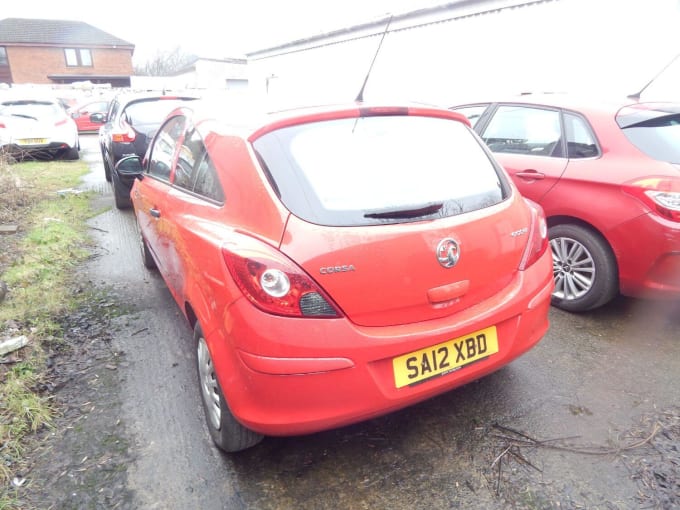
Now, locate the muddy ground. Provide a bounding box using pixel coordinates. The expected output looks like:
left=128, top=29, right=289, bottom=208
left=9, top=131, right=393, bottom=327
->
left=15, top=136, right=680, bottom=509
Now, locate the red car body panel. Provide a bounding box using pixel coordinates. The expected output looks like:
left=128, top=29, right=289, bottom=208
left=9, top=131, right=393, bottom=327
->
left=453, top=94, right=680, bottom=301
left=130, top=102, right=553, bottom=438
left=210, top=259, right=551, bottom=436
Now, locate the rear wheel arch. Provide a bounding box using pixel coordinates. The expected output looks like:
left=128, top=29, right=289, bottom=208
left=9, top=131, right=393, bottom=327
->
left=193, top=321, right=263, bottom=452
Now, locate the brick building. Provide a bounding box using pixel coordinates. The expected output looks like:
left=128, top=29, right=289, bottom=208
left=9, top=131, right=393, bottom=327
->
left=0, top=18, right=134, bottom=87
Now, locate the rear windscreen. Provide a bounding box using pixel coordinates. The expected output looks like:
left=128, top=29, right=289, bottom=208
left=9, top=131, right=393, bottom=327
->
left=620, top=114, right=680, bottom=164
left=253, top=115, right=509, bottom=226
left=0, top=101, right=63, bottom=119
left=123, top=98, right=197, bottom=127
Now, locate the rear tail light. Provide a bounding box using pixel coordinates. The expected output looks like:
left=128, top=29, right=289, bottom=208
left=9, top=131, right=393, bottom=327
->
left=0, top=122, right=5, bottom=129
left=519, top=199, right=549, bottom=270
left=112, top=120, right=136, bottom=143
left=623, top=177, right=680, bottom=222
left=222, top=236, right=342, bottom=318
left=54, top=118, right=68, bottom=127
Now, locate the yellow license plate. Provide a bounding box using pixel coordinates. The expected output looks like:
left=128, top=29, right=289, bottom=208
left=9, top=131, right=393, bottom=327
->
left=17, top=138, right=47, bottom=145
left=393, top=326, right=499, bottom=388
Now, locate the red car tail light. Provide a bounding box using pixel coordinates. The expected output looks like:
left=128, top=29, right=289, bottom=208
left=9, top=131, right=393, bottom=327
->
left=519, top=199, right=549, bottom=270
left=623, top=177, right=680, bottom=222
left=54, top=118, right=68, bottom=127
left=112, top=120, right=136, bottom=143
left=0, top=121, right=5, bottom=129
left=222, top=237, right=342, bottom=318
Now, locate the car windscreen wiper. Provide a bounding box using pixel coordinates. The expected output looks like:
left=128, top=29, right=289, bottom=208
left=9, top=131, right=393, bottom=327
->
left=10, top=113, right=38, bottom=120
left=364, top=203, right=443, bottom=219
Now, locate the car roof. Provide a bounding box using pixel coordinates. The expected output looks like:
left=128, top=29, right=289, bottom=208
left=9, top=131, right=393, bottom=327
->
left=178, top=97, right=469, bottom=140
left=452, top=92, right=680, bottom=123
left=454, top=92, right=637, bottom=112
left=112, top=90, right=202, bottom=106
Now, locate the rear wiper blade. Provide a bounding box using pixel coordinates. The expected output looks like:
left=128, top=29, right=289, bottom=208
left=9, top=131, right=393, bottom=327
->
left=364, top=203, right=443, bottom=219
left=10, top=113, right=37, bottom=120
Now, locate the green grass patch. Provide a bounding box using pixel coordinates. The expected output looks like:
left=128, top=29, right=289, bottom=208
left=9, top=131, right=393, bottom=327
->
left=0, top=158, right=94, bottom=489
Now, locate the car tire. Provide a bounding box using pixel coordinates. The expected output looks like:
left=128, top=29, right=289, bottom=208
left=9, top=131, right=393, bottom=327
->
left=549, top=224, right=618, bottom=312
left=62, top=146, right=80, bottom=160
left=111, top=173, right=131, bottom=210
left=140, top=233, right=156, bottom=270
left=194, top=323, right=263, bottom=453
left=101, top=147, right=112, bottom=182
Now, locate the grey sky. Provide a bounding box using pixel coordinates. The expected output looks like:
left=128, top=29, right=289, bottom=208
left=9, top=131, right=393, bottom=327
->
left=1, top=0, right=443, bottom=63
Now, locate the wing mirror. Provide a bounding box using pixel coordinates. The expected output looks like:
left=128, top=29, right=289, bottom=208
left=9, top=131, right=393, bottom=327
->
left=115, top=155, right=144, bottom=179
left=89, top=112, right=106, bottom=124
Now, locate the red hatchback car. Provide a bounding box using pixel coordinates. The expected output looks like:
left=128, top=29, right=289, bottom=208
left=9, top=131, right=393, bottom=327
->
left=68, top=99, right=110, bottom=132
left=451, top=94, right=680, bottom=312
left=116, top=100, right=553, bottom=452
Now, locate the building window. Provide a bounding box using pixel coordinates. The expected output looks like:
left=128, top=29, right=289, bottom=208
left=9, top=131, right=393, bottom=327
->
left=64, top=48, right=92, bottom=67
left=0, top=47, right=7, bottom=66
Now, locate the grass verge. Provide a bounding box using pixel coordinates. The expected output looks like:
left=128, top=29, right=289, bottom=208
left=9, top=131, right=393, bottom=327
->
left=0, top=157, right=94, bottom=505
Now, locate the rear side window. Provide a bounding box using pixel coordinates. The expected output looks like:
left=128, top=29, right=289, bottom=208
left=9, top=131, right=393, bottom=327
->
left=451, top=105, right=488, bottom=127
left=173, top=126, right=224, bottom=203
left=253, top=115, right=509, bottom=226
left=564, top=112, right=599, bottom=158
left=482, top=106, right=562, bottom=157
left=620, top=114, right=680, bottom=164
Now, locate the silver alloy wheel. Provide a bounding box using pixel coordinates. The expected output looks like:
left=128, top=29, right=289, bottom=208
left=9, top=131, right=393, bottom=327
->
left=551, top=236, right=596, bottom=301
left=197, top=336, right=221, bottom=431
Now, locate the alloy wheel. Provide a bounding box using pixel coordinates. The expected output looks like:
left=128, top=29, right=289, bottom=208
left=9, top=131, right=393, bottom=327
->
left=551, top=236, right=596, bottom=301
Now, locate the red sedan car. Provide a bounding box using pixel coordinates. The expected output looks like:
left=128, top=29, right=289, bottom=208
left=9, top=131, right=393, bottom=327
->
left=115, top=100, right=553, bottom=452
left=451, top=95, right=680, bottom=312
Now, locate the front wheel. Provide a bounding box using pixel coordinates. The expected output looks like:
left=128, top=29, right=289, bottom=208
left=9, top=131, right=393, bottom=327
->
left=194, top=323, right=263, bottom=452
left=549, top=224, right=618, bottom=312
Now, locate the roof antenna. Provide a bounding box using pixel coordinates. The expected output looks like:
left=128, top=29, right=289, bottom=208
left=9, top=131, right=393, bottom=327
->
left=628, top=52, right=680, bottom=101
left=355, top=15, right=393, bottom=102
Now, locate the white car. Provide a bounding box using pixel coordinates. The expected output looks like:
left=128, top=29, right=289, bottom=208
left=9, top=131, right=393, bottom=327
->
left=0, top=97, right=80, bottom=161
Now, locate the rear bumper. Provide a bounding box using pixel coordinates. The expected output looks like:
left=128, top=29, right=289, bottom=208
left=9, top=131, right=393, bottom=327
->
left=610, top=212, right=680, bottom=299
left=206, top=249, right=553, bottom=437
left=1, top=141, right=74, bottom=156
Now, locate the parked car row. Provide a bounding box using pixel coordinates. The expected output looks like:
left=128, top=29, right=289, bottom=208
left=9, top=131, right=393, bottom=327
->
left=449, top=94, right=680, bottom=312
left=0, top=95, right=80, bottom=161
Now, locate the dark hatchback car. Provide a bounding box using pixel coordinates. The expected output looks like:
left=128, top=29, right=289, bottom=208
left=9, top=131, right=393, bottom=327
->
left=93, top=92, right=200, bottom=208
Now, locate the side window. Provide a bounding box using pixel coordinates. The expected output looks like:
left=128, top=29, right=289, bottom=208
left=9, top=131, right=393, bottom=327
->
left=451, top=105, right=488, bottom=128
left=482, top=106, right=562, bottom=157
left=147, top=116, right=185, bottom=181
left=564, top=112, right=599, bottom=158
left=173, top=128, right=204, bottom=190
left=192, top=153, right=224, bottom=203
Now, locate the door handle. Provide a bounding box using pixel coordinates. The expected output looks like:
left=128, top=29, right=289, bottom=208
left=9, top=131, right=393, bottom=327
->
left=515, top=170, right=545, bottom=180
left=150, top=208, right=161, bottom=218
